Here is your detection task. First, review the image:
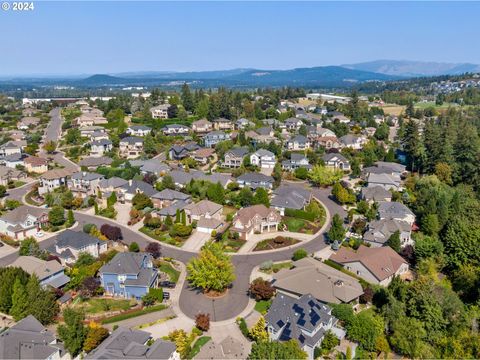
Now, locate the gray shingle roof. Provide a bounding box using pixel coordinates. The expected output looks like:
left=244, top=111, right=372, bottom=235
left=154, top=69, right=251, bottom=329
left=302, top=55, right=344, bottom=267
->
left=152, top=189, right=191, bottom=202
left=55, top=230, right=100, bottom=250
left=100, top=252, right=153, bottom=276
left=271, top=184, right=312, bottom=210
left=120, top=180, right=156, bottom=196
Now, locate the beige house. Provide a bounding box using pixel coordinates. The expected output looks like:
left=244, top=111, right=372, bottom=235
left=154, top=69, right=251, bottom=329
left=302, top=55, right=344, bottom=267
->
left=119, top=136, right=144, bottom=159
left=24, top=156, right=48, bottom=173
left=184, top=199, right=222, bottom=224
left=150, top=104, right=171, bottom=119
left=231, top=204, right=281, bottom=240
left=0, top=166, right=26, bottom=186
left=38, top=168, right=73, bottom=195
left=192, top=119, right=213, bottom=134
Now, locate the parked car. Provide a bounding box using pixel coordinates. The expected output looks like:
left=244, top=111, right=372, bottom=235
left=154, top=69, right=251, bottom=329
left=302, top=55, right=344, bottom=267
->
left=159, top=281, right=175, bottom=288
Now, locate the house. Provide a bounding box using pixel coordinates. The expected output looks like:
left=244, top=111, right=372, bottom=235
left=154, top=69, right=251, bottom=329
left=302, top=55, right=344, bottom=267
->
left=163, top=124, right=190, bottom=136
left=190, top=148, right=215, bottom=165
left=250, top=149, right=276, bottom=169
left=212, top=117, right=234, bottom=131
left=75, top=114, right=108, bottom=127
left=237, top=172, right=274, bottom=190
left=317, top=136, right=342, bottom=150
left=286, top=135, right=310, bottom=151
left=150, top=104, right=171, bottom=119
left=339, top=135, right=367, bottom=150
left=196, top=217, right=225, bottom=234
left=78, top=156, right=113, bottom=170
left=50, top=230, right=107, bottom=264
left=231, top=204, right=281, bottom=240
left=169, top=142, right=200, bottom=160
left=316, top=128, right=336, bottom=138
left=133, top=159, right=171, bottom=177
left=90, top=131, right=109, bottom=142
left=282, top=153, right=311, bottom=172
left=126, top=125, right=152, bottom=137
left=9, top=256, right=70, bottom=289
left=86, top=327, right=178, bottom=360
left=90, top=139, right=113, bottom=157
left=204, top=131, right=230, bottom=148
left=153, top=200, right=189, bottom=221
left=0, top=141, right=22, bottom=158
left=223, top=147, right=249, bottom=168
left=363, top=218, right=413, bottom=248
left=80, top=125, right=105, bottom=137
left=97, top=177, right=128, bottom=196
left=2, top=153, right=26, bottom=169
left=194, top=336, right=247, bottom=360
left=0, top=166, right=26, bottom=186
left=284, top=117, right=304, bottom=131
left=272, top=257, right=363, bottom=304
left=38, top=168, right=73, bottom=195
left=152, top=189, right=191, bottom=209
left=68, top=171, right=105, bottom=198
left=192, top=118, right=213, bottom=134
left=184, top=199, right=223, bottom=224
left=367, top=172, right=401, bottom=191
left=99, top=252, right=158, bottom=299
left=0, top=206, right=49, bottom=240
left=235, top=118, right=253, bottom=129
left=8, top=130, right=26, bottom=141
left=322, top=153, right=351, bottom=171
left=327, top=111, right=350, bottom=123
left=168, top=169, right=233, bottom=189
left=330, top=245, right=409, bottom=286
left=266, top=293, right=340, bottom=359
left=18, top=116, right=40, bottom=130
left=271, top=184, right=312, bottom=215
left=360, top=186, right=392, bottom=204
left=119, top=136, right=144, bottom=159
left=363, top=162, right=407, bottom=180
left=377, top=201, right=416, bottom=225
left=24, top=156, right=48, bottom=173
left=0, top=315, right=69, bottom=360
left=117, top=180, right=157, bottom=203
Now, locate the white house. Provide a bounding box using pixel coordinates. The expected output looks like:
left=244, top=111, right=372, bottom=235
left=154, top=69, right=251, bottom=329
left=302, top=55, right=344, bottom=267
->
left=250, top=149, right=276, bottom=169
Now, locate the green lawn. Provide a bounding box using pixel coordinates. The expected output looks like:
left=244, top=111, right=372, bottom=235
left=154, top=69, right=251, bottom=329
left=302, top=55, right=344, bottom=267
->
left=220, top=238, right=246, bottom=253
left=13, top=181, right=26, bottom=188
left=74, top=298, right=135, bottom=314
left=139, top=226, right=184, bottom=247
left=285, top=218, right=305, bottom=232
left=187, top=336, right=211, bottom=359
left=157, top=261, right=180, bottom=283
left=101, top=304, right=168, bottom=324
left=259, top=261, right=293, bottom=274
left=254, top=300, right=272, bottom=315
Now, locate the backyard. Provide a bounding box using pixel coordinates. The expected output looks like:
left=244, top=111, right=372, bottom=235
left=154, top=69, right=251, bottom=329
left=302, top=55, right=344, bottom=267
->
left=72, top=297, right=136, bottom=315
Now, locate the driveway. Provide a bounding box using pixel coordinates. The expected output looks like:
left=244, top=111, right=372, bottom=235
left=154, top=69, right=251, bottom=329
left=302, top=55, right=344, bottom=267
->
left=182, top=231, right=211, bottom=251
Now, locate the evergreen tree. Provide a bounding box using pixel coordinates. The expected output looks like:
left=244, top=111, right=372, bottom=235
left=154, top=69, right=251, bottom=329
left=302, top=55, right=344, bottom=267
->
left=67, top=209, right=75, bottom=227
left=58, top=308, right=87, bottom=357
left=181, top=83, right=194, bottom=112
left=327, top=214, right=345, bottom=243
left=249, top=316, right=269, bottom=342
left=252, top=188, right=270, bottom=207
left=401, top=120, right=422, bottom=172
left=175, top=209, right=181, bottom=223
left=386, top=231, right=401, bottom=253
left=206, top=182, right=225, bottom=205
left=10, top=278, right=29, bottom=321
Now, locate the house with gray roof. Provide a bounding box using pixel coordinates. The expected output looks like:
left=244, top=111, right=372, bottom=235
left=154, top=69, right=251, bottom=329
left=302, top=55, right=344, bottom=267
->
left=377, top=201, right=415, bottom=225
left=250, top=149, right=276, bottom=169
left=163, top=124, right=190, bottom=136
left=237, top=172, right=274, bottom=190
left=169, top=142, right=200, bottom=160
left=360, top=186, right=392, bottom=204
left=78, top=156, right=113, bottom=170
left=271, top=184, right=312, bottom=215
left=167, top=169, right=232, bottom=189
left=119, top=136, right=144, bottom=159
left=0, top=315, right=68, bottom=360
left=126, top=125, right=152, bottom=137
left=97, top=176, right=128, bottom=195
left=0, top=165, right=26, bottom=187
left=153, top=200, right=189, bottom=220
left=152, top=189, right=191, bottom=209
left=90, top=139, right=113, bottom=157
left=117, top=180, right=156, bottom=203
left=367, top=172, right=401, bottom=191
left=363, top=218, right=413, bottom=248
left=86, top=327, right=178, bottom=360
left=284, top=117, right=304, bottom=131
left=339, top=134, right=367, bottom=150
left=0, top=205, right=48, bottom=240
left=204, top=131, right=230, bottom=148
left=68, top=171, right=105, bottom=198
left=50, top=230, right=107, bottom=265
left=99, top=252, right=158, bottom=299
left=266, top=293, right=340, bottom=359
left=138, top=160, right=170, bottom=176
left=282, top=153, right=311, bottom=172
left=194, top=336, right=247, bottom=360
left=9, top=256, right=70, bottom=289
left=286, top=135, right=310, bottom=151
left=223, top=147, right=249, bottom=168
left=235, top=117, right=254, bottom=130
left=322, top=153, right=350, bottom=171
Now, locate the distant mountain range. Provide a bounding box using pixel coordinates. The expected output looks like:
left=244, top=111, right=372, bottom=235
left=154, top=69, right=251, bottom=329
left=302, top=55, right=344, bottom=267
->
left=343, top=60, right=480, bottom=77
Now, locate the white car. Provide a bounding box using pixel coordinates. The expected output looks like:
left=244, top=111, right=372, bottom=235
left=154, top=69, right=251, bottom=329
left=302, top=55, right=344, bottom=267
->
left=35, top=232, right=45, bottom=238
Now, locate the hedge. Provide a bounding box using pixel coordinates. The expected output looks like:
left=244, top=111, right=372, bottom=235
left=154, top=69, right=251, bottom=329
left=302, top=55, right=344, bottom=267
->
left=237, top=317, right=251, bottom=340
left=149, top=288, right=164, bottom=303
left=285, top=208, right=316, bottom=222
left=101, top=304, right=168, bottom=324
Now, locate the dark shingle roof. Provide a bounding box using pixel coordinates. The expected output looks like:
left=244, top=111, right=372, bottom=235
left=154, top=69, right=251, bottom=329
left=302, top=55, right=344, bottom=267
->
left=55, top=230, right=100, bottom=250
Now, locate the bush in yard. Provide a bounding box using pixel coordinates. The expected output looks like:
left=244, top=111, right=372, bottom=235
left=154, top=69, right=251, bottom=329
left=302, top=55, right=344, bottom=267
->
left=320, top=330, right=340, bottom=354
left=292, top=248, right=308, bottom=261
left=284, top=208, right=315, bottom=221
left=260, top=260, right=273, bottom=271
left=236, top=317, right=250, bottom=339
left=145, top=242, right=161, bottom=258
left=80, top=277, right=101, bottom=298
left=145, top=216, right=162, bottom=229
left=249, top=316, right=269, bottom=342
left=360, top=286, right=374, bottom=304
left=57, top=308, right=87, bottom=357
left=129, top=242, right=140, bottom=252
left=149, top=288, right=164, bottom=302
left=142, top=292, right=157, bottom=307
left=48, top=206, right=65, bottom=226
left=132, top=193, right=153, bottom=210
left=169, top=223, right=192, bottom=238
left=249, top=278, right=275, bottom=301
left=195, top=313, right=210, bottom=331
left=83, top=223, right=96, bottom=234
left=83, top=322, right=109, bottom=353
left=100, top=224, right=122, bottom=241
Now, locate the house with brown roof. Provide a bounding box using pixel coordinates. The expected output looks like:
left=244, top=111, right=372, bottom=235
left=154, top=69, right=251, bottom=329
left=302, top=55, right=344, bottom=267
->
left=231, top=204, right=281, bottom=240
left=190, top=148, right=216, bottom=165
left=38, top=168, right=73, bottom=195
left=24, top=156, right=48, bottom=174
left=192, top=118, right=213, bottom=134
left=18, top=116, right=40, bottom=130
left=0, top=205, right=49, bottom=240
left=0, top=166, right=26, bottom=186
left=329, top=245, right=409, bottom=286
left=184, top=199, right=223, bottom=224
left=272, top=257, right=363, bottom=304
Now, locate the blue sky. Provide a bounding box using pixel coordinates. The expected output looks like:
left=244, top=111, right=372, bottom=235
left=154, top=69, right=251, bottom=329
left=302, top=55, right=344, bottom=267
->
left=1, top=1, right=479, bottom=76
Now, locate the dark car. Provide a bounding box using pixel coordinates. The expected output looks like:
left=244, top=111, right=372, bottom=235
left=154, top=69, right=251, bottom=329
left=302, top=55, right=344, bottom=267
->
left=159, top=281, right=176, bottom=288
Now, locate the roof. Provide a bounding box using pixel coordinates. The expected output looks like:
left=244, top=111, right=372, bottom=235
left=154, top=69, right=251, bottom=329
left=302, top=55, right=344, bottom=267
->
left=71, top=171, right=104, bottom=181
left=0, top=205, right=47, bottom=225
left=128, top=125, right=152, bottom=131
left=253, top=149, right=275, bottom=158
left=192, top=148, right=215, bottom=158
left=237, top=172, right=274, bottom=184
left=330, top=245, right=408, bottom=282
left=256, top=127, right=273, bottom=136
left=0, top=166, right=23, bottom=178
left=78, top=156, right=113, bottom=167
left=339, top=134, right=363, bottom=145
left=289, top=135, right=308, bottom=144
left=197, top=217, right=223, bottom=230
left=119, top=180, right=156, bottom=196
left=225, top=147, right=249, bottom=158
left=100, top=252, right=153, bottom=275
left=361, top=186, right=392, bottom=202
left=9, top=256, right=65, bottom=282
left=323, top=153, right=349, bottom=163
left=378, top=201, right=415, bottom=219
left=0, top=315, right=61, bottom=360
left=152, top=189, right=191, bottom=202
left=375, top=161, right=406, bottom=173
left=367, top=173, right=400, bottom=187
left=24, top=156, right=48, bottom=166
left=194, top=336, right=247, bottom=359
left=91, top=139, right=112, bottom=146
left=212, top=117, right=231, bottom=123
left=266, top=293, right=334, bottom=348
left=184, top=199, right=222, bottom=216
left=271, top=184, right=312, bottom=210
left=55, top=230, right=100, bottom=250
left=205, top=130, right=227, bottom=137
left=40, top=168, right=73, bottom=180
left=272, top=257, right=363, bottom=303
left=192, top=118, right=212, bottom=126
left=363, top=218, right=411, bottom=245
left=98, top=177, right=128, bottom=189
left=154, top=200, right=189, bottom=216
left=233, top=204, right=279, bottom=224
left=120, top=136, right=144, bottom=144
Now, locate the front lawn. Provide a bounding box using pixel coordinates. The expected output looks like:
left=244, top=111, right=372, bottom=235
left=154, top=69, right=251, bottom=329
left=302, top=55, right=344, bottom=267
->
left=73, top=298, right=135, bottom=314
left=187, top=336, right=212, bottom=359
left=139, top=226, right=185, bottom=247
left=254, top=300, right=272, bottom=314
left=285, top=217, right=305, bottom=232
left=220, top=238, right=246, bottom=252
left=253, top=236, right=300, bottom=251
left=259, top=261, right=293, bottom=274
left=157, top=260, right=180, bottom=283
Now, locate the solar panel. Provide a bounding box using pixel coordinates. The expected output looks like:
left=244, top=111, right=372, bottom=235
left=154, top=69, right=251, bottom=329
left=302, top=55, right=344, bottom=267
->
left=310, top=313, right=320, bottom=326
left=276, top=320, right=285, bottom=328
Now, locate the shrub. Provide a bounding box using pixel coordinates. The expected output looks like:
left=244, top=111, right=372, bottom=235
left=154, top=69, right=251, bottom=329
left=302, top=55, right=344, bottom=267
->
left=149, top=288, right=164, bottom=303
left=195, top=313, right=210, bottom=331
left=236, top=317, right=250, bottom=339
left=292, top=248, right=308, bottom=261
left=169, top=223, right=192, bottom=238
left=285, top=208, right=315, bottom=221
left=129, top=242, right=140, bottom=252
left=249, top=278, right=275, bottom=301
left=260, top=261, right=273, bottom=271
left=145, top=242, right=161, bottom=258
left=100, top=224, right=122, bottom=241
left=83, top=223, right=96, bottom=234
left=142, top=292, right=157, bottom=307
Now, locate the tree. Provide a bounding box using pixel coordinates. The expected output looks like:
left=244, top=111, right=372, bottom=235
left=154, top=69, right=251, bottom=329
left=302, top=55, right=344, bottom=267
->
left=10, top=278, right=29, bottom=321
left=195, top=313, right=210, bottom=331
left=421, top=213, right=440, bottom=236
left=435, top=162, right=453, bottom=184
left=252, top=188, right=270, bottom=207
left=160, top=175, right=175, bottom=190
left=272, top=163, right=282, bottom=187
left=320, top=330, right=340, bottom=354
left=294, top=167, right=309, bottom=180
left=292, top=248, right=308, bottom=261
left=308, top=165, right=342, bottom=186
left=19, top=237, right=44, bottom=258
left=327, top=214, right=345, bottom=243
left=83, top=223, right=96, bottom=234
left=100, top=224, right=122, bottom=241
left=332, top=182, right=355, bottom=204
left=238, top=187, right=253, bottom=207
left=248, top=340, right=307, bottom=360
left=389, top=317, right=428, bottom=359
left=26, top=276, right=59, bottom=325
left=206, top=182, right=225, bottom=205
left=76, top=252, right=96, bottom=267
left=80, top=277, right=101, bottom=298
left=83, top=322, right=109, bottom=353
left=129, top=242, right=140, bottom=252
left=0, top=185, right=7, bottom=197
left=249, top=278, right=275, bottom=301
left=346, top=310, right=384, bottom=352
left=386, top=231, right=401, bottom=252
left=58, top=308, right=87, bottom=357
left=249, top=316, right=269, bottom=342
left=132, top=193, right=153, bottom=210
left=181, top=83, right=194, bottom=112
left=48, top=206, right=65, bottom=226
left=66, top=209, right=75, bottom=227
left=43, top=140, right=57, bottom=154
left=168, top=329, right=190, bottom=358
left=145, top=242, right=161, bottom=259
left=187, top=241, right=235, bottom=292
left=107, top=191, right=117, bottom=207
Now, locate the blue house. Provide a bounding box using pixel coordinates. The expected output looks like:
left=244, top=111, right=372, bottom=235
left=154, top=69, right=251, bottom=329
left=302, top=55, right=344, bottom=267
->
left=203, top=131, right=230, bottom=148
left=99, top=252, right=158, bottom=299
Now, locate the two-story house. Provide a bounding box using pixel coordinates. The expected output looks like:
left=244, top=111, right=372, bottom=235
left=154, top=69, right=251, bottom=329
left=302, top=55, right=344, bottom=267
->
left=126, top=125, right=152, bottom=137
left=169, top=142, right=200, bottom=160
left=99, top=252, right=158, bottom=299
left=286, top=135, right=310, bottom=151
left=9, top=256, right=70, bottom=289
left=50, top=230, right=107, bottom=265
left=163, top=124, right=190, bottom=136
left=24, top=156, right=48, bottom=174
left=192, top=119, right=213, bottom=134
left=151, top=189, right=191, bottom=209
left=237, top=172, right=274, bottom=190
left=363, top=218, right=413, bottom=248
left=322, top=153, right=351, bottom=171
left=284, top=117, right=304, bottom=131
left=150, top=104, right=171, bottom=119
left=339, top=135, right=367, bottom=150
left=0, top=206, right=49, bottom=240
left=250, top=149, right=276, bottom=169
left=231, top=204, right=281, bottom=240
left=90, top=139, right=113, bottom=157
left=204, top=131, right=230, bottom=148
left=68, top=171, right=105, bottom=198
left=38, top=168, right=73, bottom=195
left=282, top=153, right=311, bottom=172
left=223, top=147, right=249, bottom=168
left=117, top=180, right=157, bottom=203
left=212, top=118, right=234, bottom=131
left=119, top=136, right=144, bottom=159
left=377, top=201, right=416, bottom=225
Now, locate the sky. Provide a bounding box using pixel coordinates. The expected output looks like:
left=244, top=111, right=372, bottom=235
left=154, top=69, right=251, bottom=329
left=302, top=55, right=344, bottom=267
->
left=1, top=1, right=479, bottom=76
